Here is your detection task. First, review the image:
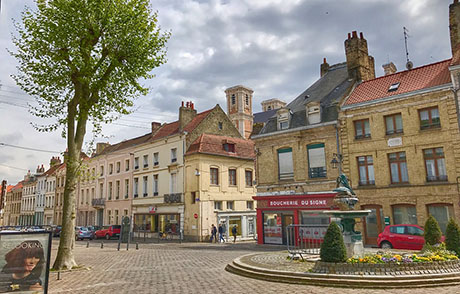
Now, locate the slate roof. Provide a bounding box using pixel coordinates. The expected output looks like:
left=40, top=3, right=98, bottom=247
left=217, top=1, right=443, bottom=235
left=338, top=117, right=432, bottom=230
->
left=253, top=109, right=277, bottom=124
left=186, top=134, right=255, bottom=160
left=95, top=133, right=152, bottom=156
left=344, top=59, right=452, bottom=106
left=258, top=62, right=353, bottom=135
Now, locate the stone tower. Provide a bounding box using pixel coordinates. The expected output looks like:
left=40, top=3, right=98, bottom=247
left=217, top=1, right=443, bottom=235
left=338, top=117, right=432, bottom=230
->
left=344, top=31, right=375, bottom=82
left=225, top=85, right=254, bottom=139
left=450, top=0, right=460, bottom=64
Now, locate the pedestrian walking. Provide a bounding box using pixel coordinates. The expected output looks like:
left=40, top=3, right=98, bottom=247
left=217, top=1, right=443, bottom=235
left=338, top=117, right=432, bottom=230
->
left=210, top=224, right=217, bottom=243
left=232, top=225, right=237, bottom=243
left=218, top=224, right=225, bottom=243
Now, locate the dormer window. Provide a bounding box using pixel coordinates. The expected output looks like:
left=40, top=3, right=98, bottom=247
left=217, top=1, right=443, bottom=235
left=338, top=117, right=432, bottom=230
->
left=277, top=109, right=290, bottom=130
left=223, top=143, right=235, bottom=153
left=388, top=82, right=400, bottom=92
left=306, top=102, right=321, bottom=124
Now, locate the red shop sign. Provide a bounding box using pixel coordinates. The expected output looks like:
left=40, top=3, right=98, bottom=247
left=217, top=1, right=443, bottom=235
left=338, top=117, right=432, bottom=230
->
left=267, top=198, right=329, bottom=208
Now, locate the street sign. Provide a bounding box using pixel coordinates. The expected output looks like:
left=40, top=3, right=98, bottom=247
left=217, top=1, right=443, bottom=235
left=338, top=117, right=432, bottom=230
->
left=194, top=213, right=198, bottom=219
left=149, top=206, right=156, bottom=214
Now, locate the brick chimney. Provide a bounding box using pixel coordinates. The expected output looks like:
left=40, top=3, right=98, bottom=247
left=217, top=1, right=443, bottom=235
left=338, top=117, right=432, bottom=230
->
left=450, top=0, right=460, bottom=64
left=179, top=101, right=197, bottom=132
left=382, top=62, right=397, bottom=76
left=96, top=142, right=110, bottom=154
left=344, top=31, right=375, bottom=81
left=50, top=156, right=61, bottom=167
left=320, top=58, right=330, bottom=77
left=151, top=122, right=162, bottom=134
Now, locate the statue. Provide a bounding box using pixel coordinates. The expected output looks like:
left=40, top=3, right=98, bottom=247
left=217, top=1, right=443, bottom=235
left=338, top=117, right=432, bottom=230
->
left=333, top=173, right=358, bottom=210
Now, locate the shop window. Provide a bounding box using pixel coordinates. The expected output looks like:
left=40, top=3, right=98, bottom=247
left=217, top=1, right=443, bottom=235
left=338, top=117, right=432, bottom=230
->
left=229, top=216, right=241, bottom=236
left=263, top=213, right=282, bottom=244
left=419, top=107, right=440, bottom=130
left=214, top=201, right=222, bottom=210
left=357, top=155, right=375, bottom=185
left=307, top=143, right=326, bottom=178
left=278, top=148, right=293, bottom=180
left=210, top=167, right=219, bottom=185
left=388, top=152, right=409, bottom=184
left=385, top=113, right=403, bottom=135
left=427, top=204, right=454, bottom=233
left=354, top=119, right=371, bottom=139
left=423, top=147, right=447, bottom=182
left=245, top=170, right=253, bottom=186
left=392, top=205, right=417, bottom=224
left=228, top=169, right=237, bottom=186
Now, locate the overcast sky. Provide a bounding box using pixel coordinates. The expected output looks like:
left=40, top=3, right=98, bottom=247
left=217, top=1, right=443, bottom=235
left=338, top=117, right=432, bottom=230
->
left=0, top=0, right=453, bottom=184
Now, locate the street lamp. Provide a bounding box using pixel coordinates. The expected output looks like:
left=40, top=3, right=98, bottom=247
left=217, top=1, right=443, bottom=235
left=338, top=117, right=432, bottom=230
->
left=330, top=153, right=343, bottom=173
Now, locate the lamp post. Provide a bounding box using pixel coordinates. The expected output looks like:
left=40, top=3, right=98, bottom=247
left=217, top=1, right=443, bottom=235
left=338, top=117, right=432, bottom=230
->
left=330, top=153, right=343, bottom=174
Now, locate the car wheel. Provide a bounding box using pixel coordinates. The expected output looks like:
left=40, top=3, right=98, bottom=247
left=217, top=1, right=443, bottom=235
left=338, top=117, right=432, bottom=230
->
left=75, top=235, right=79, bottom=241
left=381, top=241, right=392, bottom=249
left=105, top=234, right=110, bottom=240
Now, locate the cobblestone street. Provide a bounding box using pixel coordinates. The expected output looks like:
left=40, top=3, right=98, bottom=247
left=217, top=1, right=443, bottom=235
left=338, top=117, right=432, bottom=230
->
left=48, top=240, right=460, bottom=294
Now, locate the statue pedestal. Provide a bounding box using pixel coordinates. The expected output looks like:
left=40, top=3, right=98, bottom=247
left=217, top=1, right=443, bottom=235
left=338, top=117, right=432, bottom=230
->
left=323, top=210, right=371, bottom=258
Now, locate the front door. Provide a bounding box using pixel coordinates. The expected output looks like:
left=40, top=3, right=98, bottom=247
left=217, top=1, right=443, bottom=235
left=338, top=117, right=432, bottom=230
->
left=282, top=214, right=294, bottom=245
left=362, top=205, right=384, bottom=245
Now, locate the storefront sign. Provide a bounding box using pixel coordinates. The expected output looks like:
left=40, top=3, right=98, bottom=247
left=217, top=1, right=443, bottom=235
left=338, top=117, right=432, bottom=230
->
left=264, top=198, right=330, bottom=208
left=148, top=206, right=156, bottom=214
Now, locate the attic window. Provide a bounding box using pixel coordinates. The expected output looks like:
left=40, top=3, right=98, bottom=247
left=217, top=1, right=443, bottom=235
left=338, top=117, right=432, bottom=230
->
left=223, top=143, right=235, bottom=153
left=388, top=82, right=400, bottom=92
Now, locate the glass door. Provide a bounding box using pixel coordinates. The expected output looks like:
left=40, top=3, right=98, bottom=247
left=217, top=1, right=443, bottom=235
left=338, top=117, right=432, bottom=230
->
left=362, top=205, right=384, bottom=245
left=282, top=214, right=294, bottom=245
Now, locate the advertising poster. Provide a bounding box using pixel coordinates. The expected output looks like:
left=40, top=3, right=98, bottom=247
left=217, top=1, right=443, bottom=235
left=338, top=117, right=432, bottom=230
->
left=0, top=232, right=52, bottom=293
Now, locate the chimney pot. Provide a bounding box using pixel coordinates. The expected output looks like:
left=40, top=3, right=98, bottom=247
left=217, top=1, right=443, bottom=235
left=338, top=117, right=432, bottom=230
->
left=323, top=57, right=327, bottom=63
left=348, top=33, right=351, bottom=39
left=455, top=0, right=459, bottom=4
left=181, top=101, right=184, bottom=107
left=360, top=32, right=364, bottom=39
left=352, top=31, right=358, bottom=38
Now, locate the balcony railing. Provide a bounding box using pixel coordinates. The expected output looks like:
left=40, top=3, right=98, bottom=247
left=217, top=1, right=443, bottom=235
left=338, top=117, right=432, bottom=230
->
left=164, top=193, right=183, bottom=203
left=309, top=167, right=326, bottom=179
left=91, top=198, right=105, bottom=207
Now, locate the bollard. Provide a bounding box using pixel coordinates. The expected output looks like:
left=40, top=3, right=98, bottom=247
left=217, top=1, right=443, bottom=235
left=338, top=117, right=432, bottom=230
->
left=101, top=241, right=104, bottom=249
left=57, top=271, right=61, bottom=280
left=86, top=241, right=89, bottom=248
left=136, top=242, right=139, bottom=250
left=117, top=242, right=120, bottom=251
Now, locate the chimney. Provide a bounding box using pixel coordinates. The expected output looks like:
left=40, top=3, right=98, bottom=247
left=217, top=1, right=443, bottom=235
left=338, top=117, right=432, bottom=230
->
left=382, top=62, right=397, bottom=76
left=320, top=58, right=330, bottom=77
left=50, top=156, right=61, bottom=167
left=179, top=100, right=197, bottom=132
left=96, top=142, right=110, bottom=154
left=151, top=122, right=162, bottom=134
left=450, top=0, right=460, bottom=63
left=344, top=31, right=376, bottom=81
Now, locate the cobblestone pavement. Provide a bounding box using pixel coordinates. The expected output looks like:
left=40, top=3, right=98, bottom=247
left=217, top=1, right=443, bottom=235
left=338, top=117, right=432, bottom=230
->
left=48, top=240, right=460, bottom=294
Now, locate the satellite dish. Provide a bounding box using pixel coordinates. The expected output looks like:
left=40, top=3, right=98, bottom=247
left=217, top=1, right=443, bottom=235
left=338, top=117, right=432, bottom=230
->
left=406, top=61, right=413, bottom=70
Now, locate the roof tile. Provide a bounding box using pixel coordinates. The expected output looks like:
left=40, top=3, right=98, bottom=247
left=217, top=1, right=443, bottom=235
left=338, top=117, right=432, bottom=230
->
left=186, top=134, right=255, bottom=160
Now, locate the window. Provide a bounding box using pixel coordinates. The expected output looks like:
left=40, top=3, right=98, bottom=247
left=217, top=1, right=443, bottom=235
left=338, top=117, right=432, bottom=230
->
left=171, top=148, right=177, bottom=163
left=388, top=152, right=408, bottom=184
left=228, top=169, right=237, bottom=186
left=231, top=94, right=236, bottom=105
left=107, top=210, right=112, bottom=225
left=80, top=189, right=84, bottom=204
left=153, top=152, right=159, bottom=166
left=153, top=175, right=158, bottom=196
left=108, top=182, right=112, bottom=200
left=389, top=226, right=406, bottom=234
left=245, top=94, right=249, bottom=105
left=91, top=188, right=95, bottom=202
left=109, top=164, right=113, bottom=175
left=116, top=180, right=120, bottom=199
left=247, top=201, right=254, bottom=210
left=245, top=170, right=253, bottom=187
left=191, top=191, right=196, bottom=204
left=143, top=176, right=148, bottom=197
left=116, top=162, right=121, bottom=173
left=357, top=155, right=375, bottom=185
left=115, top=210, right=119, bottom=225
left=307, top=143, right=326, bottom=178
left=223, top=143, right=235, bottom=152
left=424, top=147, right=447, bottom=181
left=133, top=178, right=138, bottom=197
left=388, top=82, right=400, bottom=92
left=143, top=155, right=148, bottom=168
left=134, top=157, right=139, bottom=169
left=385, top=113, right=403, bottom=135
left=124, top=179, right=129, bottom=199
left=100, top=166, right=104, bottom=176
left=125, top=159, right=130, bottom=171
left=218, top=122, right=223, bottom=130
left=392, top=205, right=417, bottom=224
left=99, top=183, right=103, bottom=198
left=407, top=226, right=424, bottom=236
left=278, top=148, right=293, bottom=180
left=214, top=201, right=222, bottom=210
left=170, top=173, right=177, bottom=193
left=210, top=168, right=219, bottom=185
left=428, top=204, right=454, bottom=233
left=227, top=201, right=234, bottom=210
left=419, top=107, right=440, bottom=129
left=354, top=119, right=371, bottom=139
left=279, top=121, right=289, bottom=130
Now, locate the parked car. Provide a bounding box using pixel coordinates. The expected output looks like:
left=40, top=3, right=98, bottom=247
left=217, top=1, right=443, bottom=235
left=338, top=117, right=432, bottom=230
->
left=75, top=226, right=93, bottom=241
left=52, top=226, right=62, bottom=237
left=377, top=224, right=434, bottom=250
left=86, top=226, right=98, bottom=236
left=94, top=225, right=121, bottom=240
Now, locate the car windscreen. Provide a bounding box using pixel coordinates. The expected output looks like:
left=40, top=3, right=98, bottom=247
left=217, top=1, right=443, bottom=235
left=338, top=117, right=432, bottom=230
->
left=112, top=225, right=121, bottom=229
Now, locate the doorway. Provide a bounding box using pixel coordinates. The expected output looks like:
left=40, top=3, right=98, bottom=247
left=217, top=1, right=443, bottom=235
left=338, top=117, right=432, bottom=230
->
left=362, top=204, right=384, bottom=245
left=282, top=214, right=294, bottom=245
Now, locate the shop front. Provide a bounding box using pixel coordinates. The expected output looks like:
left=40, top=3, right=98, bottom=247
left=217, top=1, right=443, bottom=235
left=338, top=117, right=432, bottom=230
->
left=217, top=211, right=257, bottom=241
left=132, top=204, right=184, bottom=239
left=253, top=192, right=337, bottom=245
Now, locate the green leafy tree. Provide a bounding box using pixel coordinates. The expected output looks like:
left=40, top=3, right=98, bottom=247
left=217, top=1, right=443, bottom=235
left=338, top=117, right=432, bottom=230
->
left=11, top=0, right=169, bottom=270
left=424, top=215, right=442, bottom=246
left=320, top=222, right=347, bottom=263
left=445, top=218, right=460, bottom=256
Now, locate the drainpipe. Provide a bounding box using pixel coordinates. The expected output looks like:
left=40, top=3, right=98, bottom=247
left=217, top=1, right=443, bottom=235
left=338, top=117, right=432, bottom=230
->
left=451, top=87, right=460, bottom=131
left=335, top=123, right=342, bottom=175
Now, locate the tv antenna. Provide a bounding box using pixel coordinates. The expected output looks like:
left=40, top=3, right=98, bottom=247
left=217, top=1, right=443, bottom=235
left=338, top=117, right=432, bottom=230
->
left=403, top=27, right=413, bottom=70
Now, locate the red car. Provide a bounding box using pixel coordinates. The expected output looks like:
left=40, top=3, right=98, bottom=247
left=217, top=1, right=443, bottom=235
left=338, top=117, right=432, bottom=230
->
left=377, top=224, right=426, bottom=250
left=94, top=225, right=121, bottom=240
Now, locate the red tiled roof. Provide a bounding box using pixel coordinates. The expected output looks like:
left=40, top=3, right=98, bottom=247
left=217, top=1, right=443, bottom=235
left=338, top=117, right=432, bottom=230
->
left=96, top=133, right=152, bottom=156
left=43, top=164, right=62, bottom=176
left=0, top=185, right=14, bottom=193
left=12, top=181, right=24, bottom=190
left=344, top=59, right=452, bottom=106
left=186, top=134, right=255, bottom=160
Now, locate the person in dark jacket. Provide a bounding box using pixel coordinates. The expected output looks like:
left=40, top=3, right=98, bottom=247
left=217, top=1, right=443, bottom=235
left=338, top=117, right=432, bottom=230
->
left=218, top=224, right=225, bottom=243
left=232, top=225, right=237, bottom=243
left=210, top=224, right=217, bottom=243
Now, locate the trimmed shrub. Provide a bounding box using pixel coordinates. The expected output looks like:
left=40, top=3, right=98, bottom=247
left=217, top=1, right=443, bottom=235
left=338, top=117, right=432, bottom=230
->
left=424, top=215, right=442, bottom=246
left=445, top=218, right=460, bottom=256
left=320, top=222, right=347, bottom=263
